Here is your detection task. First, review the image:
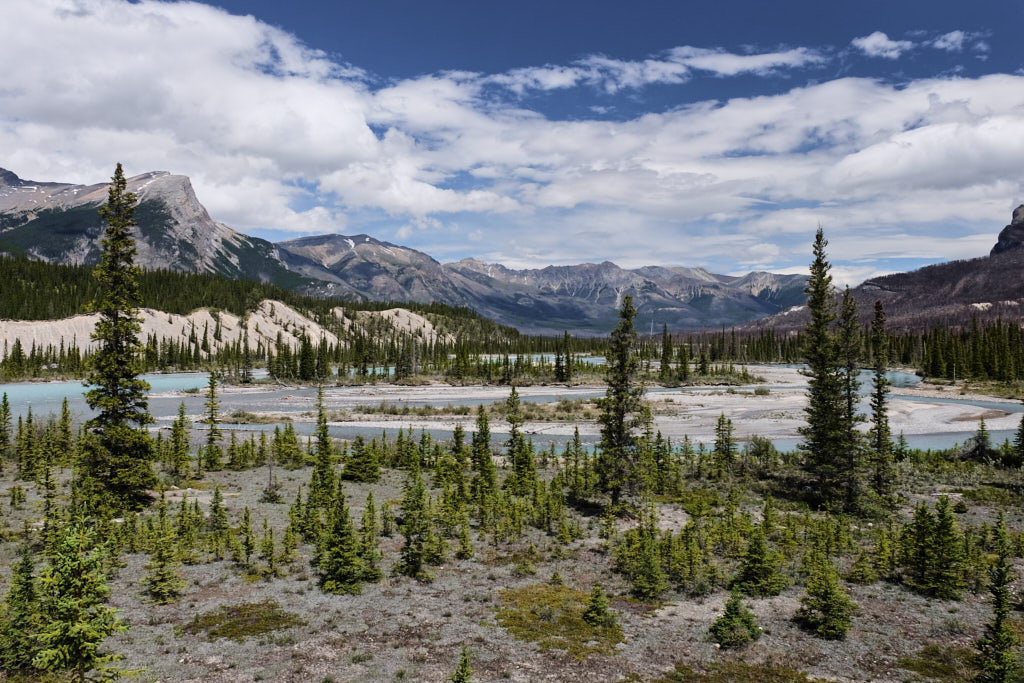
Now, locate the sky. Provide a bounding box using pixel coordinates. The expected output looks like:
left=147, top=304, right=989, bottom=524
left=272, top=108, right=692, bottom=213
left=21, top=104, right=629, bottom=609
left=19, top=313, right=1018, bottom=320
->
left=2, top=0, right=1024, bottom=284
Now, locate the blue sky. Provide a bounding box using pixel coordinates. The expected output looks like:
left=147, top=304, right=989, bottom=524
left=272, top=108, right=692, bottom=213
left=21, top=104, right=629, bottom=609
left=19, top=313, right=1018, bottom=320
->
left=3, top=0, right=1024, bottom=283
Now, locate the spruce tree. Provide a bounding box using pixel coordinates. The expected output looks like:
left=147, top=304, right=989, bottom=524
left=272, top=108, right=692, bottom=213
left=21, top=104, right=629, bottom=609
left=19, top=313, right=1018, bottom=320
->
left=709, top=591, right=761, bottom=648
left=77, top=163, right=156, bottom=511
left=359, top=492, right=383, bottom=582
left=730, top=526, right=787, bottom=597
left=471, top=406, right=496, bottom=500
left=142, top=494, right=186, bottom=604
left=1012, top=415, right=1024, bottom=468
left=867, top=300, right=895, bottom=500
left=169, top=401, right=191, bottom=478
left=659, top=324, right=673, bottom=382
left=201, top=372, right=223, bottom=472
left=0, top=391, right=11, bottom=473
left=713, top=413, right=735, bottom=477
left=596, top=295, right=643, bottom=505
left=929, top=495, right=965, bottom=599
left=582, top=584, right=617, bottom=628
left=505, top=386, right=535, bottom=495
left=798, top=228, right=847, bottom=509
left=0, top=543, right=42, bottom=673
left=343, top=435, right=380, bottom=483
left=394, top=461, right=433, bottom=582
left=795, top=553, right=857, bottom=640
left=450, top=646, right=473, bottom=683
left=977, top=511, right=1019, bottom=682
left=33, top=522, right=127, bottom=682
left=836, top=287, right=865, bottom=510
left=318, top=491, right=365, bottom=595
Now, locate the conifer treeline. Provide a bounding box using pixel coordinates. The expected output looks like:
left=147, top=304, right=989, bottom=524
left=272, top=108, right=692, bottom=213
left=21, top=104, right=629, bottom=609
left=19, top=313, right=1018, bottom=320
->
left=667, top=315, right=1024, bottom=384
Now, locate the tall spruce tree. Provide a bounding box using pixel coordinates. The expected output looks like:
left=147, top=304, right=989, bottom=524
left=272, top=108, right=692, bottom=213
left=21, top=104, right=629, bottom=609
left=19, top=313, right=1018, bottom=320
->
left=596, top=295, right=643, bottom=506
left=77, top=163, right=156, bottom=510
left=867, top=300, right=895, bottom=500
left=505, top=387, right=535, bottom=495
left=201, top=372, right=222, bottom=472
left=0, top=392, right=11, bottom=473
left=798, top=228, right=848, bottom=509
left=977, top=511, right=1019, bottom=682
left=836, top=287, right=865, bottom=510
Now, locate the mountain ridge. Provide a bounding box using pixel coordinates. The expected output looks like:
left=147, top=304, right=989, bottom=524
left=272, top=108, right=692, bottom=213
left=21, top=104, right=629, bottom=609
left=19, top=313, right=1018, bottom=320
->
left=0, top=166, right=808, bottom=334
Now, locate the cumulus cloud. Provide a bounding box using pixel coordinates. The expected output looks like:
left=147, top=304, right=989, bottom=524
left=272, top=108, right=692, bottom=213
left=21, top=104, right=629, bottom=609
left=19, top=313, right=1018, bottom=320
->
left=1, top=0, right=1021, bottom=282
left=668, top=46, right=826, bottom=76
left=932, top=30, right=967, bottom=52
left=851, top=31, right=914, bottom=59
left=487, top=45, right=824, bottom=95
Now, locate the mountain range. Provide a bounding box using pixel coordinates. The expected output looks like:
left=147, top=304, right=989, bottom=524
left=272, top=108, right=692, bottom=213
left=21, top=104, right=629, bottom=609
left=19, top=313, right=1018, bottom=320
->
left=0, top=168, right=808, bottom=334
left=746, top=205, right=1024, bottom=332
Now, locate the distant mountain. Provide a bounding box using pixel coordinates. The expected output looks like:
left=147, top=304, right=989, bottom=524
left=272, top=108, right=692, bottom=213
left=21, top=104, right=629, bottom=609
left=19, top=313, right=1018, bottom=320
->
left=0, top=167, right=807, bottom=334
left=747, top=205, right=1024, bottom=332
left=0, top=168, right=321, bottom=289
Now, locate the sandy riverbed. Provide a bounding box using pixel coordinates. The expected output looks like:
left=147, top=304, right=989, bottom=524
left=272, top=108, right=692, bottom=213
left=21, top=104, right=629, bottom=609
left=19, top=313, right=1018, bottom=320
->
left=169, top=365, right=1020, bottom=446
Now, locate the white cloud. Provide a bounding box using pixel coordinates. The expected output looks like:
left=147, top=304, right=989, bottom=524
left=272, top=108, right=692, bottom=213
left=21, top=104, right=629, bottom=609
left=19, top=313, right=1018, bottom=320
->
left=932, top=30, right=966, bottom=52
left=851, top=31, right=914, bottom=59
left=0, top=1, right=1021, bottom=278
left=668, top=46, right=826, bottom=76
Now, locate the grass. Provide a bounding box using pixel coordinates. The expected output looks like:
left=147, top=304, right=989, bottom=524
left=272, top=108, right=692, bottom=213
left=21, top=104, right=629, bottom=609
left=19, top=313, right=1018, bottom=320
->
left=222, top=410, right=290, bottom=424
left=958, top=485, right=1023, bottom=507
left=178, top=599, right=306, bottom=642
left=494, top=583, right=624, bottom=659
left=896, top=644, right=980, bottom=682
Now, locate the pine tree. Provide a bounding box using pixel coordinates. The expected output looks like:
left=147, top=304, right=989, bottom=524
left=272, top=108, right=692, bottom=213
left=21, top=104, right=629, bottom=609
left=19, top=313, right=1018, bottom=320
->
left=77, top=163, right=156, bottom=511
left=977, top=511, right=1019, bottom=682
left=33, top=522, right=128, bottom=682
left=795, top=553, right=857, bottom=640
left=596, top=295, right=643, bottom=505
left=0, top=543, right=42, bottom=672
left=450, top=646, right=473, bottom=683
left=319, top=493, right=364, bottom=594
left=142, top=494, right=186, bottom=604
left=709, top=591, right=761, bottom=648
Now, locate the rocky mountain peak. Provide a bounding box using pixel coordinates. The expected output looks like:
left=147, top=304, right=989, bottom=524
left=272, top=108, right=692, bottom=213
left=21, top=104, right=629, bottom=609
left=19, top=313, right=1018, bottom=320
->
left=0, top=168, right=24, bottom=186
left=990, top=204, right=1024, bottom=256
